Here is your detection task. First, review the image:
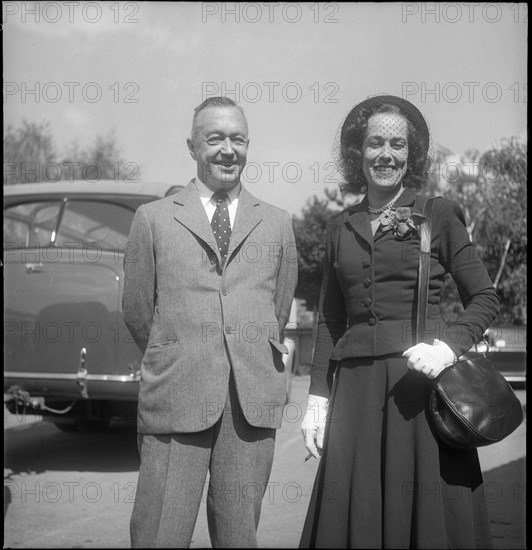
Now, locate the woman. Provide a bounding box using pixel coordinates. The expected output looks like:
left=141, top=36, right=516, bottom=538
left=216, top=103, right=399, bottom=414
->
left=299, top=95, right=499, bottom=548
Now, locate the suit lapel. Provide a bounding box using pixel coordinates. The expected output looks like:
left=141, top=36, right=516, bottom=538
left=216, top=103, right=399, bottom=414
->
left=172, top=182, right=264, bottom=265
left=345, top=188, right=419, bottom=248
left=345, top=198, right=373, bottom=250
left=394, top=187, right=417, bottom=208
left=227, top=187, right=263, bottom=263
left=173, top=181, right=220, bottom=261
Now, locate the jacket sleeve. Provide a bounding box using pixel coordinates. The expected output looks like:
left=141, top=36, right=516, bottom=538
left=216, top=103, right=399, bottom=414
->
left=309, top=216, right=348, bottom=398
left=274, top=211, right=298, bottom=336
left=437, top=198, right=500, bottom=357
left=122, top=204, right=156, bottom=354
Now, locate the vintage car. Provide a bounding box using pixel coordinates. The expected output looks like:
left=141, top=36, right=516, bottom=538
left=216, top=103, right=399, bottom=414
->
left=3, top=180, right=297, bottom=431
left=3, top=181, right=169, bottom=430
left=475, top=325, right=526, bottom=388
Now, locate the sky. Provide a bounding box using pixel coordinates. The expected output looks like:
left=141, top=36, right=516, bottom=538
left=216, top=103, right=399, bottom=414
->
left=3, top=1, right=528, bottom=215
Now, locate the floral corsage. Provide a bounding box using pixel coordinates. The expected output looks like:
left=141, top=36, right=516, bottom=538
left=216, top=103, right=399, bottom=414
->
left=380, top=206, right=426, bottom=241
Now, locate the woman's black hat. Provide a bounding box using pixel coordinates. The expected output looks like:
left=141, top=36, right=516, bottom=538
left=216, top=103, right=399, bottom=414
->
left=341, top=94, right=430, bottom=154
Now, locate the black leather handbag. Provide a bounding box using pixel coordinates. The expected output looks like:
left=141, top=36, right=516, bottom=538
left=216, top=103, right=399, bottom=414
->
left=417, top=198, right=524, bottom=449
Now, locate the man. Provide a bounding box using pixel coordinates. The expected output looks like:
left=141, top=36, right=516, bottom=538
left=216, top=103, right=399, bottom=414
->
left=123, top=96, right=298, bottom=548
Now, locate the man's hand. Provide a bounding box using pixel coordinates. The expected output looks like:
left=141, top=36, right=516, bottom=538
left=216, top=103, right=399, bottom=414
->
left=301, top=395, right=329, bottom=459
left=402, top=339, right=457, bottom=379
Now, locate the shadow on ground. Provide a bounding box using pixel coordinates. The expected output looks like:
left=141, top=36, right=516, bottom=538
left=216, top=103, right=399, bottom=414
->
left=4, top=420, right=139, bottom=475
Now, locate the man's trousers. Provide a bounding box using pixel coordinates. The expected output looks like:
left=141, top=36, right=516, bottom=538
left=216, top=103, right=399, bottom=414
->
left=130, top=371, right=276, bottom=548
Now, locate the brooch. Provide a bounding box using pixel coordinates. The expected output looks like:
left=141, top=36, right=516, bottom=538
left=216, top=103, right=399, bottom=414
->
left=380, top=206, right=426, bottom=241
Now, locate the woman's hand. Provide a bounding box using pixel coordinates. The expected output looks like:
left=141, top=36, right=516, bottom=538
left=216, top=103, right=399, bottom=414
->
left=402, top=339, right=457, bottom=379
left=301, top=395, right=329, bottom=459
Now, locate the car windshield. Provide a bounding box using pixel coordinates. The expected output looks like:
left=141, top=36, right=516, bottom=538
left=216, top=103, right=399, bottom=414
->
left=4, top=199, right=135, bottom=251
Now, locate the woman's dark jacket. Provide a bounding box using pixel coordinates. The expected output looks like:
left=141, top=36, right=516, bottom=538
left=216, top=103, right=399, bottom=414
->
left=309, top=188, right=500, bottom=397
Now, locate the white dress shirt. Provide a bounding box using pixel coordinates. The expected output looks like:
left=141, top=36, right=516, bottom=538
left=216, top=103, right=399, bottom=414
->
left=194, top=177, right=240, bottom=228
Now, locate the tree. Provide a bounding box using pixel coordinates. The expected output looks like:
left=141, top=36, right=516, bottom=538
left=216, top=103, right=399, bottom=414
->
left=426, top=144, right=485, bottom=238
left=426, top=137, right=527, bottom=325
left=62, top=131, right=137, bottom=182
left=4, top=121, right=56, bottom=185
left=292, top=195, right=339, bottom=318
left=426, top=145, right=484, bottom=321
left=4, top=120, right=135, bottom=185
left=475, top=137, right=527, bottom=324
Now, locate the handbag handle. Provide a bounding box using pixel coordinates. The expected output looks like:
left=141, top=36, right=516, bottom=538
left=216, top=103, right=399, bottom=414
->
left=416, top=197, right=437, bottom=344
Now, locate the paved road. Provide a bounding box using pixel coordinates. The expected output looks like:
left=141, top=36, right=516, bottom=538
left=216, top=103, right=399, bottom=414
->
left=3, top=376, right=526, bottom=548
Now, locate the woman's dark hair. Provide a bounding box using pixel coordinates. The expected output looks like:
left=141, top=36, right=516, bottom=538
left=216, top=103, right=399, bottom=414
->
left=339, top=102, right=429, bottom=195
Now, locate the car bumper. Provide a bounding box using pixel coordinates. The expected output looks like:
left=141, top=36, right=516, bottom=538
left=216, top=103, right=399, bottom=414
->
left=4, top=371, right=140, bottom=401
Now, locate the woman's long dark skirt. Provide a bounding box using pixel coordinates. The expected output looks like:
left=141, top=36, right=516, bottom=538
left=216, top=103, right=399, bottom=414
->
left=299, top=356, right=493, bottom=549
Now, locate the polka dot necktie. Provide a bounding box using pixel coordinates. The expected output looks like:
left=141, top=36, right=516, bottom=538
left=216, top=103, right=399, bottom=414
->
left=210, top=192, right=231, bottom=263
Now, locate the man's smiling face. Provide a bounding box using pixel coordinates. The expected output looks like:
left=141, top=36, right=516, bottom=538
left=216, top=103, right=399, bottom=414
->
left=187, top=106, right=249, bottom=193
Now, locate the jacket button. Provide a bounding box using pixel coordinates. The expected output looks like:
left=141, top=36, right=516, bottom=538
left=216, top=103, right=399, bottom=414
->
left=221, top=288, right=228, bottom=296
left=362, top=297, right=373, bottom=307
left=225, top=326, right=234, bottom=334
left=363, top=277, right=372, bottom=287
left=369, top=317, right=376, bottom=325
left=362, top=260, right=371, bottom=268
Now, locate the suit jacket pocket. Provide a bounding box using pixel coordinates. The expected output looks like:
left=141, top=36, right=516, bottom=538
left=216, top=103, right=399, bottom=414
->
left=269, top=338, right=289, bottom=354
left=147, top=340, right=180, bottom=351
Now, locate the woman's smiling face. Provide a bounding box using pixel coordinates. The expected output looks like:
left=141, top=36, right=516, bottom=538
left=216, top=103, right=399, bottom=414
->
left=362, top=112, right=409, bottom=192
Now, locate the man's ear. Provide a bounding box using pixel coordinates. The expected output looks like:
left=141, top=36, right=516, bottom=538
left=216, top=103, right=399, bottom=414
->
left=187, top=138, right=196, bottom=160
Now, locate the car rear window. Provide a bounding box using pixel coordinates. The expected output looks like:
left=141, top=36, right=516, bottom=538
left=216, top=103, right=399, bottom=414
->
left=4, top=201, right=61, bottom=247
left=4, top=199, right=135, bottom=251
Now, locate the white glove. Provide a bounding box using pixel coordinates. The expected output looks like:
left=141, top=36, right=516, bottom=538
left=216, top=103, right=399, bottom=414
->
left=301, top=394, right=329, bottom=459
left=402, top=338, right=457, bottom=379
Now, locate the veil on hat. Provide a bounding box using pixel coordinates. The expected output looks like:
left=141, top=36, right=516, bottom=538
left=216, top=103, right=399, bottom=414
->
left=331, top=94, right=434, bottom=197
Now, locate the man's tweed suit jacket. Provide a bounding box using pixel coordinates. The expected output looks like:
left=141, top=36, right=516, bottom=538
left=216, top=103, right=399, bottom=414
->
left=122, top=181, right=298, bottom=433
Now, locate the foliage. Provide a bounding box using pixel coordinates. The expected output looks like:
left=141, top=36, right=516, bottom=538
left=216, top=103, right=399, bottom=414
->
left=475, top=137, right=527, bottom=324
left=4, top=120, right=132, bottom=185
left=427, top=137, right=527, bottom=325
left=62, top=132, right=132, bottom=181
left=4, top=121, right=56, bottom=185
left=292, top=195, right=339, bottom=315
left=426, top=144, right=484, bottom=237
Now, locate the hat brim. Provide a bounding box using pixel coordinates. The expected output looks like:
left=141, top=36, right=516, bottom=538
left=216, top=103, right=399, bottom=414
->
left=342, top=94, right=430, bottom=152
